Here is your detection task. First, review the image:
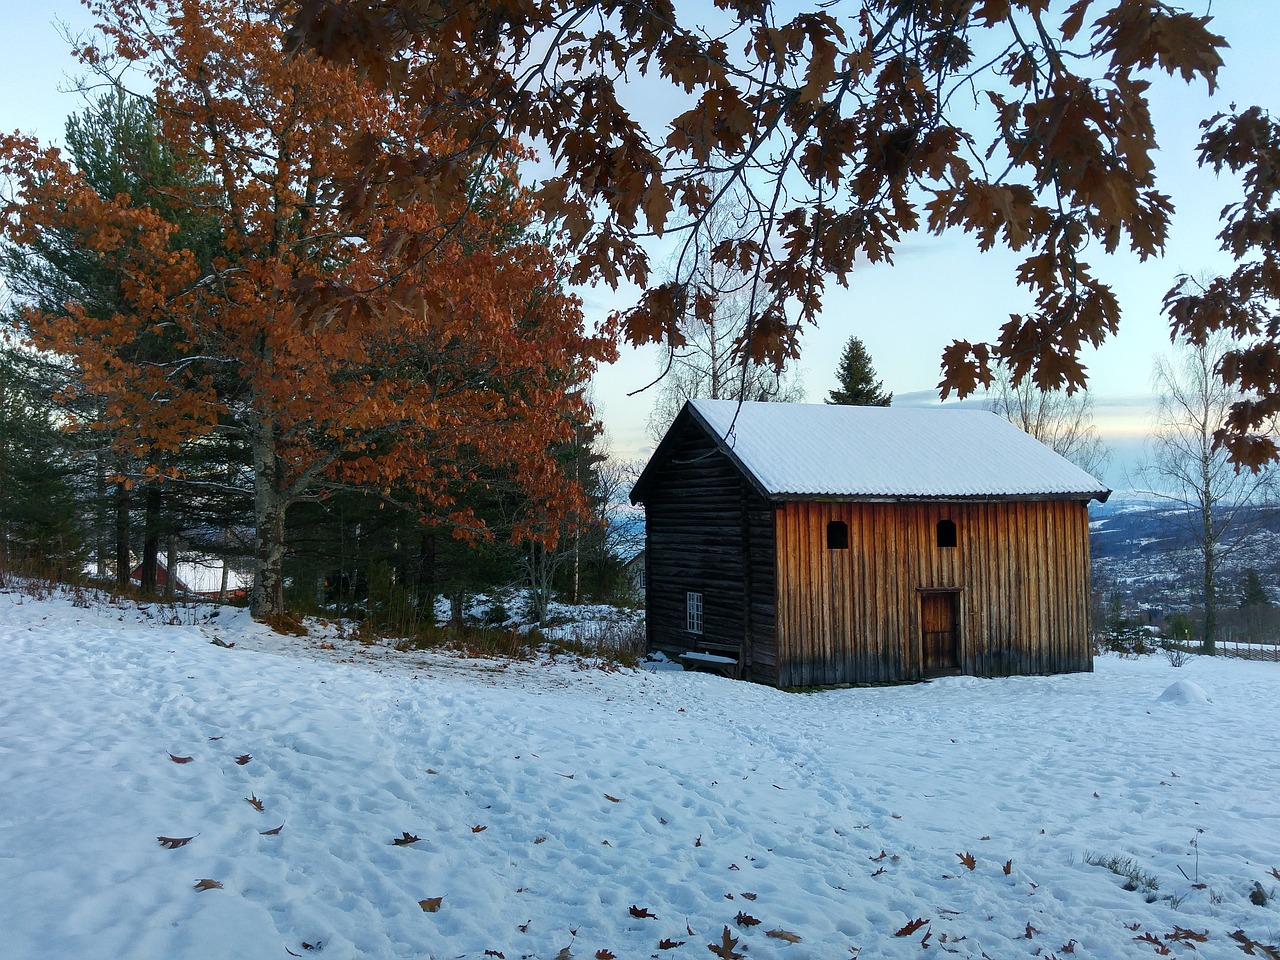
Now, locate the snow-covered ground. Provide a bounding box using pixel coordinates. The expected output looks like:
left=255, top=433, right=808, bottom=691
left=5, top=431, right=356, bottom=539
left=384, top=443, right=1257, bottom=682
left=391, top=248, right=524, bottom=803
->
left=2, top=584, right=1279, bottom=959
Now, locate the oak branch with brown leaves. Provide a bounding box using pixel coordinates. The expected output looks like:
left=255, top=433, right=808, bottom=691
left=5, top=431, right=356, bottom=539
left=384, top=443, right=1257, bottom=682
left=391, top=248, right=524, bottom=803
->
left=1, top=0, right=612, bottom=618
left=284, top=0, right=1280, bottom=465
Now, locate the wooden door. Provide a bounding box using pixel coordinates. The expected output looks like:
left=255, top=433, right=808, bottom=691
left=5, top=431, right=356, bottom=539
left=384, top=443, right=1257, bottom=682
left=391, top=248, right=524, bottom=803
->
left=920, top=590, right=960, bottom=674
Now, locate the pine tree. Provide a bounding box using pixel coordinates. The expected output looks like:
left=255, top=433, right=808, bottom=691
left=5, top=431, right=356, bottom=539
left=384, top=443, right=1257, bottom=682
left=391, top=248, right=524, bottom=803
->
left=826, top=337, right=891, bottom=407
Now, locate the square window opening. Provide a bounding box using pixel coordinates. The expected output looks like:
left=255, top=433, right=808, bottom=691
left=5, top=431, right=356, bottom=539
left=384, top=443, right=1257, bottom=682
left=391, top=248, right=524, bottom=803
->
left=826, top=520, right=849, bottom=550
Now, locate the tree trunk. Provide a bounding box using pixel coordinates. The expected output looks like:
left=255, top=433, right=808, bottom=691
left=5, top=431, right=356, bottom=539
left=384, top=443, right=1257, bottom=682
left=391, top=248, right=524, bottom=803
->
left=140, top=485, right=162, bottom=596
left=1201, top=449, right=1216, bottom=654
left=114, top=481, right=131, bottom=591
left=94, top=451, right=108, bottom=578
left=164, top=533, right=178, bottom=599
left=1203, top=547, right=1217, bottom=655
left=416, top=529, right=436, bottom=623
left=250, top=419, right=288, bottom=620
left=218, top=555, right=230, bottom=602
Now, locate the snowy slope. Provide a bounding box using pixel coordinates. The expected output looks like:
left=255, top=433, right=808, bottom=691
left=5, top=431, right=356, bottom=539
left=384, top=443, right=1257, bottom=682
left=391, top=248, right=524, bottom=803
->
left=1, top=585, right=1278, bottom=959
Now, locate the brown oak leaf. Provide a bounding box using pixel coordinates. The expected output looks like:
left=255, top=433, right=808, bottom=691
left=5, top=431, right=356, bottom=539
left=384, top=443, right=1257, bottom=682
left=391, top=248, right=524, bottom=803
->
left=193, top=878, right=222, bottom=891
left=734, top=912, right=760, bottom=928
left=169, top=753, right=193, bottom=764
left=630, top=905, right=656, bottom=919
left=658, top=939, right=686, bottom=950
left=604, top=794, right=621, bottom=803
left=1003, top=859, right=1013, bottom=875
left=157, top=835, right=194, bottom=849
left=595, top=951, right=615, bottom=959
left=392, top=832, right=421, bottom=846
left=246, top=794, right=264, bottom=812
left=1134, top=932, right=1171, bottom=955
left=707, top=926, right=744, bottom=960
left=419, top=897, right=443, bottom=912
left=766, top=929, right=801, bottom=943
left=260, top=824, right=284, bottom=836
left=958, top=852, right=976, bottom=871
left=472, top=825, right=488, bottom=833
left=235, top=754, right=252, bottom=765
left=895, top=919, right=928, bottom=937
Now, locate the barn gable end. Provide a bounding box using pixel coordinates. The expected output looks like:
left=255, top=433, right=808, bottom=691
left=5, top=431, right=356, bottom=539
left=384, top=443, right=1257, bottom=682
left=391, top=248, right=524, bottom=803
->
left=633, top=410, right=777, bottom=684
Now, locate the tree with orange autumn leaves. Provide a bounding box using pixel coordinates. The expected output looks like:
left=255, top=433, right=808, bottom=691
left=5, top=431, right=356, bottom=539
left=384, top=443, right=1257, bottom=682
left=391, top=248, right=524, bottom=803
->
left=0, top=0, right=613, bottom=618
left=285, top=0, right=1280, bottom=464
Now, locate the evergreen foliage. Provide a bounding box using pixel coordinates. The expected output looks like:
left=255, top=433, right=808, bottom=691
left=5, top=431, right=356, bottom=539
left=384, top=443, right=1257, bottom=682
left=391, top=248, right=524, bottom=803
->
left=0, top=346, right=87, bottom=578
left=1239, top=568, right=1271, bottom=608
left=826, top=337, right=891, bottom=407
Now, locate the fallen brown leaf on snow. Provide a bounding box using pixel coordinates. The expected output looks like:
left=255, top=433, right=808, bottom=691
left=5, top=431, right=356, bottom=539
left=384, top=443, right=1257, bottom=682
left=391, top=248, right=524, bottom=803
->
left=766, top=929, right=801, bottom=943
left=157, top=835, right=194, bottom=849
left=707, top=926, right=743, bottom=960
left=235, top=754, right=252, bottom=765
left=419, top=897, right=443, bottom=912
left=392, top=832, right=421, bottom=846
left=193, top=878, right=222, bottom=891
left=246, top=794, right=264, bottom=812
left=260, top=824, right=284, bottom=836
left=169, top=754, right=193, bottom=764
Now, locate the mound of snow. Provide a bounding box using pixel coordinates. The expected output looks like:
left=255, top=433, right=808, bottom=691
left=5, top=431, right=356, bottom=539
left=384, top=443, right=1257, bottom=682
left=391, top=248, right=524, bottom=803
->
left=1157, top=679, right=1211, bottom=705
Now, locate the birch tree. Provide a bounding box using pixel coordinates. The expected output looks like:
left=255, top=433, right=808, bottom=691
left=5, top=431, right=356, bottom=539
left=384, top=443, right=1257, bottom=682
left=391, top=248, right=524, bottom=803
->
left=987, top=363, right=1109, bottom=477
left=1141, top=334, right=1277, bottom=652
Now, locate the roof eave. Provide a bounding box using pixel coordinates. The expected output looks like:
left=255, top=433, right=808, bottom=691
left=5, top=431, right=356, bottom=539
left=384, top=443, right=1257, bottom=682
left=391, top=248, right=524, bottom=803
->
left=765, top=489, right=1112, bottom=504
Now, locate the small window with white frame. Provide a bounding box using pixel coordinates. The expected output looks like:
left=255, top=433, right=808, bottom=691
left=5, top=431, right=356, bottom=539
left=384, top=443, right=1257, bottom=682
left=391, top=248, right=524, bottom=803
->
left=686, top=591, right=704, bottom=634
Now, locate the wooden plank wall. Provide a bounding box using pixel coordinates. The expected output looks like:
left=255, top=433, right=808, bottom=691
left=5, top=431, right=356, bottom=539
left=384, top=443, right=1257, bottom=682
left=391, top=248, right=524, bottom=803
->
left=642, top=422, right=778, bottom=683
left=773, top=500, right=1093, bottom=686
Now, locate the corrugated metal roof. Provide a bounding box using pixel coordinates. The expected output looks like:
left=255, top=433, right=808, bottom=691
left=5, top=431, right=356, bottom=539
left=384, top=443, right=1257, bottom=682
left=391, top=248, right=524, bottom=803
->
left=679, top=399, right=1110, bottom=501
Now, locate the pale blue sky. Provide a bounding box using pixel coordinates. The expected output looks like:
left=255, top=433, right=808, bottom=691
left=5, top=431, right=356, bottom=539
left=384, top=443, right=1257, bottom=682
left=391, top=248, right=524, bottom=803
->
left=2, top=1, right=1276, bottom=489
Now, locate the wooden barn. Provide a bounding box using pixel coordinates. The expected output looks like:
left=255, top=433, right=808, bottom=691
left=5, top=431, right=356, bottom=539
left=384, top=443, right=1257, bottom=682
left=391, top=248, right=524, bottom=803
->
left=630, top=399, right=1111, bottom=687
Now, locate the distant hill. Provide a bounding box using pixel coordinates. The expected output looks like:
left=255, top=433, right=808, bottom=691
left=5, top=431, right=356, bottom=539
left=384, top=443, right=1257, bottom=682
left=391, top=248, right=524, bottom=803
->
left=1089, top=494, right=1280, bottom=611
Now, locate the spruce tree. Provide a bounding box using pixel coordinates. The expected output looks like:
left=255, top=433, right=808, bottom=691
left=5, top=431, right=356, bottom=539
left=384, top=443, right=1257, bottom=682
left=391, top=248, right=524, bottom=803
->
left=826, top=336, right=891, bottom=406
left=1240, top=568, right=1270, bottom=608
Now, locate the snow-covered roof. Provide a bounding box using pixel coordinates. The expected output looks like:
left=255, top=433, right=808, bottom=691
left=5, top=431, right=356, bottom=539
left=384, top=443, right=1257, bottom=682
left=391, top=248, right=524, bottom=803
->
left=636, top=399, right=1110, bottom=502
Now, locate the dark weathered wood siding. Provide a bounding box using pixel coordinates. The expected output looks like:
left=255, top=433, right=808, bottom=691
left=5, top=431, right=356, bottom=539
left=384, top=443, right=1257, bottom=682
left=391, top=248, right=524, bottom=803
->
left=773, top=500, right=1094, bottom=686
left=642, top=420, right=777, bottom=683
